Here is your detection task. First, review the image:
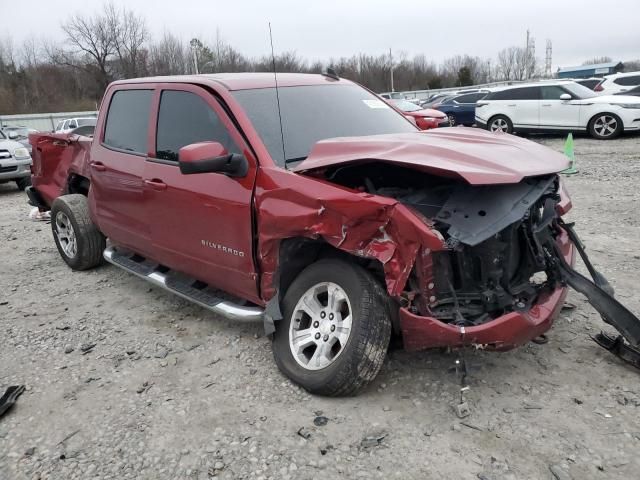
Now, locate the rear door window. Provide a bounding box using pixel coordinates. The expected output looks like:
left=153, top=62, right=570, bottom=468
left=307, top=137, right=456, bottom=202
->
left=155, top=90, right=239, bottom=162
left=103, top=89, right=153, bottom=154
left=487, top=87, right=540, bottom=101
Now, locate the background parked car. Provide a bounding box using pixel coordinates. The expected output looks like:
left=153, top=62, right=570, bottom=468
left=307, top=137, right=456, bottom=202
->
left=433, top=92, right=488, bottom=126
left=594, top=71, right=640, bottom=94
left=388, top=99, right=450, bottom=129
left=0, top=125, right=37, bottom=154
left=475, top=81, right=640, bottom=139
left=54, top=117, right=97, bottom=133
left=0, top=129, right=32, bottom=190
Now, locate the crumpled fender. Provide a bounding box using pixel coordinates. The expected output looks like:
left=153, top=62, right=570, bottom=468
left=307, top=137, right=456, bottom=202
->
left=28, top=132, right=92, bottom=207
left=255, top=167, right=445, bottom=302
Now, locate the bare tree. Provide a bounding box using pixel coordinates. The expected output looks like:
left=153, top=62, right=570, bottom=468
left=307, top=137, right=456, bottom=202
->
left=583, top=56, right=612, bottom=65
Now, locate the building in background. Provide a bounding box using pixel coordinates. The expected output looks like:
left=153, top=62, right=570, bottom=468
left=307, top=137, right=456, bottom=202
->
left=557, top=61, right=624, bottom=79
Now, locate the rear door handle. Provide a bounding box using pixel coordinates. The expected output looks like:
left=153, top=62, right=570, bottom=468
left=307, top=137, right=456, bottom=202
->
left=507, top=104, right=516, bottom=107
left=144, top=179, right=167, bottom=191
left=542, top=104, right=552, bottom=107
left=90, top=161, right=106, bottom=172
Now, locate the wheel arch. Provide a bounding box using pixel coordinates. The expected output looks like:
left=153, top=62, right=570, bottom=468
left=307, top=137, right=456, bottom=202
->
left=266, top=236, right=400, bottom=335
left=65, top=173, right=91, bottom=196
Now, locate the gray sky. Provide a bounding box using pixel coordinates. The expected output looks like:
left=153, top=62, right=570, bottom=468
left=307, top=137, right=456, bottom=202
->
left=7, top=0, right=640, bottom=68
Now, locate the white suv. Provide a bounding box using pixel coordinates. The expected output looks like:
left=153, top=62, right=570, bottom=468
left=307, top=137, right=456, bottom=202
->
left=594, top=71, right=640, bottom=94
left=475, top=81, right=640, bottom=139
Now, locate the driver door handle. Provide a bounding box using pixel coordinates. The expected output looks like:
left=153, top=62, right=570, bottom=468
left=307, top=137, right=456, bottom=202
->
left=144, top=179, right=167, bottom=191
left=90, top=161, right=106, bottom=172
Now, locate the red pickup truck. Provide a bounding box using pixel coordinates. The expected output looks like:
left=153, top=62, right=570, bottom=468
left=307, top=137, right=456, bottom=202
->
left=27, top=73, right=640, bottom=395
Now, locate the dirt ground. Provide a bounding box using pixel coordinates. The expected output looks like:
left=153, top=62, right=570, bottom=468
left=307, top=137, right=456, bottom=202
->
left=1, top=133, right=639, bottom=480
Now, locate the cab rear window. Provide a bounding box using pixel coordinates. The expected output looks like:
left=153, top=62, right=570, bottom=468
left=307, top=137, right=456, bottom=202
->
left=103, top=89, right=153, bottom=154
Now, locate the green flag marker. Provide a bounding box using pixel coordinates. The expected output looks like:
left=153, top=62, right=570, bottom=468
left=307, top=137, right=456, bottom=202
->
left=561, top=133, right=578, bottom=175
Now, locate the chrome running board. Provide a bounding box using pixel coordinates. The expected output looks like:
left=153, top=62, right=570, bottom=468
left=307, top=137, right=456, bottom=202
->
left=103, top=246, right=264, bottom=322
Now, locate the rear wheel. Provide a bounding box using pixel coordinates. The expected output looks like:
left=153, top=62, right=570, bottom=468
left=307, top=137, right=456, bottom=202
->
left=272, top=259, right=392, bottom=396
left=488, top=115, right=513, bottom=134
left=589, top=113, right=622, bottom=139
left=15, top=177, right=31, bottom=191
left=51, top=194, right=106, bottom=270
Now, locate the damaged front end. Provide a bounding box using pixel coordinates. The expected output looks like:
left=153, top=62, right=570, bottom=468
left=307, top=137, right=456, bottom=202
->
left=323, top=160, right=640, bottom=365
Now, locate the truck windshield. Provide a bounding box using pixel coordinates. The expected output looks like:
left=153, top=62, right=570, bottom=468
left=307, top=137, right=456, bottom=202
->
left=231, top=84, right=417, bottom=167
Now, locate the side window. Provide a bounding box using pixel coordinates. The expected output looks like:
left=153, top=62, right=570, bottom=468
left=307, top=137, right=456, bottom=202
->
left=489, top=87, right=540, bottom=101
left=68, top=120, right=77, bottom=129
left=55, top=121, right=63, bottom=131
left=454, top=93, right=477, bottom=104
left=155, top=90, right=239, bottom=162
left=104, top=89, right=153, bottom=154
left=541, top=86, right=569, bottom=100
left=614, top=75, right=640, bottom=86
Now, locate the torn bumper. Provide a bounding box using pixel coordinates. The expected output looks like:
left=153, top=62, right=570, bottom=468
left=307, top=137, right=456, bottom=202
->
left=400, top=230, right=575, bottom=351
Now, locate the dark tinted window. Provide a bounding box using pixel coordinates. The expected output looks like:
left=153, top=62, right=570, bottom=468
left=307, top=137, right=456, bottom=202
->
left=614, top=75, right=640, bottom=86
left=155, top=90, right=238, bottom=162
left=577, top=79, right=600, bottom=90
left=454, top=93, right=486, bottom=104
left=232, top=84, right=416, bottom=167
left=104, top=90, right=153, bottom=154
left=486, top=87, right=540, bottom=101
left=541, top=85, right=569, bottom=100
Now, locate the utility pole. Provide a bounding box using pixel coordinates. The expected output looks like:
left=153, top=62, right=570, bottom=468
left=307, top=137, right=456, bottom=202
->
left=525, top=29, right=530, bottom=80
left=389, top=48, right=394, bottom=92
left=190, top=38, right=200, bottom=74
left=545, top=39, right=553, bottom=78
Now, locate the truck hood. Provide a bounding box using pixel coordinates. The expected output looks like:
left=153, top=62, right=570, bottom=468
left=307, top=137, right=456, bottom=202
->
left=292, top=128, right=570, bottom=185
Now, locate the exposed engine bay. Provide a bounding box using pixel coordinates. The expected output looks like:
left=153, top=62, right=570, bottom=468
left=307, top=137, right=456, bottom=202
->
left=323, top=161, right=640, bottom=365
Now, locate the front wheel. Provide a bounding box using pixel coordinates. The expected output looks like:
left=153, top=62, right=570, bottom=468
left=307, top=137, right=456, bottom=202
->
left=488, top=115, right=513, bottom=134
left=51, top=194, right=106, bottom=271
left=589, top=113, right=622, bottom=139
left=272, top=259, right=392, bottom=396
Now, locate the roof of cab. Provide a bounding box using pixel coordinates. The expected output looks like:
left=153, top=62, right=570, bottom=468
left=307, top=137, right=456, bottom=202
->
left=110, top=72, right=349, bottom=91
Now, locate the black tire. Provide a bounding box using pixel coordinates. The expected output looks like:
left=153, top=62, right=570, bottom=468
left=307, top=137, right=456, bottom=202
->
left=273, top=259, right=392, bottom=396
left=488, top=115, right=513, bottom=134
left=15, top=177, right=31, bottom=191
left=588, top=112, right=622, bottom=140
left=51, top=194, right=106, bottom=271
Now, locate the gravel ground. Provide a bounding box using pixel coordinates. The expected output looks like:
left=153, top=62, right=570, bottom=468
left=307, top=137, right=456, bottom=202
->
left=1, top=133, right=639, bottom=480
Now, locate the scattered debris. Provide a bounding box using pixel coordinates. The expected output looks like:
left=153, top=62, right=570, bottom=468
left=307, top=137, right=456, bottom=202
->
left=320, top=445, right=334, bottom=455
left=136, top=381, right=152, bottom=394
left=64, top=345, right=74, bottom=354
left=80, top=343, right=96, bottom=354
left=360, top=432, right=387, bottom=448
left=297, top=427, right=311, bottom=440
left=460, top=421, right=483, bottom=432
left=313, top=416, right=329, bottom=427
left=57, top=429, right=81, bottom=446
left=549, top=464, right=572, bottom=480
left=24, top=447, right=35, bottom=457
left=0, top=385, right=25, bottom=418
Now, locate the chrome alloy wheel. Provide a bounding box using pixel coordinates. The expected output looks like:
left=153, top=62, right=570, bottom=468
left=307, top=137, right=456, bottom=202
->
left=54, top=212, right=77, bottom=258
left=288, top=282, right=352, bottom=370
left=490, top=117, right=509, bottom=132
left=593, top=114, right=618, bottom=138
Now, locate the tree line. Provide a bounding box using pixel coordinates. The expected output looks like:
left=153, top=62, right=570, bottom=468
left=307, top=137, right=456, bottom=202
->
left=1, top=2, right=638, bottom=115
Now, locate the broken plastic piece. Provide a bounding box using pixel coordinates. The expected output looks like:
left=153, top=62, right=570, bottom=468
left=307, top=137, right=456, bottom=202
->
left=593, top=332, right=640, bottom=369
left=0, top=385, right=26, bottom=418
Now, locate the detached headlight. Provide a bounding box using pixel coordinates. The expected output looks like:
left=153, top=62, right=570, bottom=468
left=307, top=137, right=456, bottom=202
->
left=13, top=147, right=30, bottom=159
left=612, top=103, right=640, bottom=109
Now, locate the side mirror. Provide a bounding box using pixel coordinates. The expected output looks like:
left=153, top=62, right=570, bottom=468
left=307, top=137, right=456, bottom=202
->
left=178, top=142, right=248, bottom=177
left=560, top=93, right=572, bottom=101
left=8, top=131, right=18, bottom=140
